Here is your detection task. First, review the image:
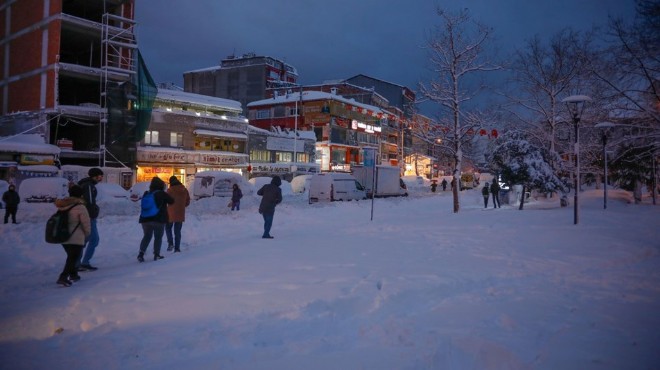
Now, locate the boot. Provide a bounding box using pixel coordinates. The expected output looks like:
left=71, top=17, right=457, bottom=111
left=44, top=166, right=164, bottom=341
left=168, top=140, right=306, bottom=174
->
left=137, top=252, right=145, bottom=263
left=154, top=254, right=164, bottom=261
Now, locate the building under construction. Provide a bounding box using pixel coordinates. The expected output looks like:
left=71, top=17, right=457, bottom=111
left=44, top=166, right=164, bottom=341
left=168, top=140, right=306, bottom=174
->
left=0, top=0, right=149, bottom=186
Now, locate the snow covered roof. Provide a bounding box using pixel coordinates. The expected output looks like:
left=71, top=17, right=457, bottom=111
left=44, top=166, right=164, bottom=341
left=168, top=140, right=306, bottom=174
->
left=0, top=134, right=61, bottom=155
left=247, top=125, right=316, bottom=140
left=156, top=89, right=242, bottom=113
left=247, top=91, right=388, bottom=116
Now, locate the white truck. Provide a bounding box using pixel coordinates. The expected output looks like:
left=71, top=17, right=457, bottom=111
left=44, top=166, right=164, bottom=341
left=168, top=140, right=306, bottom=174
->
left=308, top=173, right=366, bottom=203
left=352, top=165, right=408, bottom=198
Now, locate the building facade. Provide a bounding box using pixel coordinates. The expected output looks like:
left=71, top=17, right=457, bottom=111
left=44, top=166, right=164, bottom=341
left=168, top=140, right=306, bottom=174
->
left=136, top=88, right=249, bottom=186
left=247, top=125, right=317, bottom=181
left=247, top=90, right=393, bottom=173
left=183, top=53, right=298, bottom=117
left=0, top=0, right=139, bottom=177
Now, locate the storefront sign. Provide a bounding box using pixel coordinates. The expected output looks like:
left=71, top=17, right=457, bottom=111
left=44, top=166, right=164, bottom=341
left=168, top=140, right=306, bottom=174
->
left=137, top=150, right=247, bottom=166
left=19, top=154, right=55, bottom=165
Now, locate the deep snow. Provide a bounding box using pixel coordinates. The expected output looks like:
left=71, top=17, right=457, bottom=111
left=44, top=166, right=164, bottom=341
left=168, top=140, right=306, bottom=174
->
left=0, top=186, right=658, bottom=370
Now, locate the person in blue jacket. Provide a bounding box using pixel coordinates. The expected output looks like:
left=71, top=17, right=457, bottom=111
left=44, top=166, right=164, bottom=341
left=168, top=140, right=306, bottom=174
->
left=137, top=177, right=174, bottom=262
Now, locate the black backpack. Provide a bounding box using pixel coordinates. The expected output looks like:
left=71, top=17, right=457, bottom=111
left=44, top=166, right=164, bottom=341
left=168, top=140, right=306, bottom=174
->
left=45, top=204, right=80, bottom=244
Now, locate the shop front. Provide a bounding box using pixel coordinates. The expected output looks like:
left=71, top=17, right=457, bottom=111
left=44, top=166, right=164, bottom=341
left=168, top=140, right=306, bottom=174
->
left=136, top=148, right=249, bottom=186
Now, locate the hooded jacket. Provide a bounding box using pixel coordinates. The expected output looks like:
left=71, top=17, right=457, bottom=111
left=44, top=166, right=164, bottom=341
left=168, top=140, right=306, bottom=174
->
left=257, top=176, right=282, bottom=215
left=54, top=197, right=91, bottom=245
left=166, top=179, right=190, bottom=223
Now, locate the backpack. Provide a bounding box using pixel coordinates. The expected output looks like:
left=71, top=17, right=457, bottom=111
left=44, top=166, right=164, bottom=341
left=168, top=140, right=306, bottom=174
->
left=140, top=191, right=161, bottom=218
left=45, top=204, right=80, bottom=244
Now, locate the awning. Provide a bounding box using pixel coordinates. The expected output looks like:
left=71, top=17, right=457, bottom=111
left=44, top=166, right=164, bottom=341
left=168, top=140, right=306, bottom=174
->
left=193, top=129, right=247, bottom=140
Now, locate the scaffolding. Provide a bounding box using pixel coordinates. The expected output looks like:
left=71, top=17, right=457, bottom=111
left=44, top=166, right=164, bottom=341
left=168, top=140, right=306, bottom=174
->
left=100, top=6, right=137, bottom=167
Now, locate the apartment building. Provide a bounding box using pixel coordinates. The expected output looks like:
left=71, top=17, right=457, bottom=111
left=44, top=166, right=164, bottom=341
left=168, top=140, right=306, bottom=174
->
left=137, top=87, right=249, bottom=185
left=183, top=53, right=298, bottom=117
left=0, top=0, right=140, bottom=186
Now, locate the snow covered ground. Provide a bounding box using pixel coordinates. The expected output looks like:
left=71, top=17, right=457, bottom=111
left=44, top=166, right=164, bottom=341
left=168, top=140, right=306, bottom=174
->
left=0, top=186, right=658, bottom=370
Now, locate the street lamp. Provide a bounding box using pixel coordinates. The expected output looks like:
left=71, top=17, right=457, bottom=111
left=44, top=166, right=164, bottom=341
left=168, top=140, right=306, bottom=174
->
left=562, top=95, right=591, bottom=225
left=595, top=121, right=615, bottom=209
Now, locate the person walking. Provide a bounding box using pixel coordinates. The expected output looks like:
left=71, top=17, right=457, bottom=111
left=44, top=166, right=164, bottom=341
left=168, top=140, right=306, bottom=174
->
left=77, top=167, right=103, bottom=271
left=441, top=178, right=448, bottom=191
left=490, top=180, right=501, bottom=208
left=166, top=176, right=190, bottom=253
left=257, top=175, right=282, bottom=239
left=230, top=183, right=243, bottom=211
left=54, top=185, right=91, bottom=287
left=482, top=182, right=490, bottom=209
left=138, top=177, right=174, bottom=262
left=2, top=184, right=20, bottom=224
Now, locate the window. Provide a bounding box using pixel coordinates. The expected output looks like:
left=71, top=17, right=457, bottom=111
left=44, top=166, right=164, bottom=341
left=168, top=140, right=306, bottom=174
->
left=145, top=131, right=160, bottom=145
left=257, top=109, right=270, bottom=119
left=170, top=132, right=183, bottom=147
left=250, top=150, right=271, bottom=162
left=295, top=152, right=309, bottom=163
left=289, top=107, right=299, bottom=116
left=275, top=151, right=292, bottom=162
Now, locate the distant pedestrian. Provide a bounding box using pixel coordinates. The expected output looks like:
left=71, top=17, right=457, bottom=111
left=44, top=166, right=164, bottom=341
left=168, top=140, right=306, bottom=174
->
left=490, top=180, right=501, bottom=208
left=231, top=183, right=243, bottom=211
left=77, top=167, right=103, bottom=271
left=2, top=184, right=20, bottom=224
left=54, top=185, right=91, bottom=287
left=441, top=179, right=448, bottom=191
left=166, top=176, right=190, bottom=253
left=431, top=180, right=437, bottom=192
left=257, top=175, right=282, bottom=239
left=138, top=177, right=174, bottom=262
left=482, top=182, right=490, bottom=208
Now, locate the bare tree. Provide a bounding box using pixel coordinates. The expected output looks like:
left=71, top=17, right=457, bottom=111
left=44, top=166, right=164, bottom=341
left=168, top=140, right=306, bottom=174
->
left=506, top=30, right=593, bottom=154
left=418, top=8, right=501, bottom=213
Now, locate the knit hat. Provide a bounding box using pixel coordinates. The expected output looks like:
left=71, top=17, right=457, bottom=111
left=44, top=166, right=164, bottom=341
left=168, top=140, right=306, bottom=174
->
left=88, top=167, right=104, bottom=177
left=69, top=184, right=84, bottom=198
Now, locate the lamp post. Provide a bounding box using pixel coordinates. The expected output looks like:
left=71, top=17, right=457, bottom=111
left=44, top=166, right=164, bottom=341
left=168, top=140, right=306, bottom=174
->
left=562, top=95, right=591, bottom=225
left=595, top=122, right=615, bottom=209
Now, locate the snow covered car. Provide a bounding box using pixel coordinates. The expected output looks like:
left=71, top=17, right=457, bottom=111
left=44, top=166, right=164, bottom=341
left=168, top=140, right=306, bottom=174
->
left=290, top=175, right=313, bottom=194
left=96, top=183, right=130, bottom=202
left=192, top=171, right=252, bottom=200
left=248, top=176, right=293, bottom=196
left=128, top=181, right=152, bottom=202
left=18, top=177, right=70, bottom=203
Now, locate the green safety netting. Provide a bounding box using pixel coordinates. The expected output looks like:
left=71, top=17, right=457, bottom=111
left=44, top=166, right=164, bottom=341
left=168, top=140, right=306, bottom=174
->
left=134, top=50, right=157, bottom=141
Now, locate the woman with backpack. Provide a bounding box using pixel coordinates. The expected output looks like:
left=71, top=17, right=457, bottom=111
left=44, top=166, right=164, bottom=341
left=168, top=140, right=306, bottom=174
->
left=137, top=177, right=174, bottom=263
left=54, top=185, right=91, bottom=287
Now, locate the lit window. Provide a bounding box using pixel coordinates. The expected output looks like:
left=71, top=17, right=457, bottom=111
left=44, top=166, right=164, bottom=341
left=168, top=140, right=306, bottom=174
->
left=145, top=131, right=160, bottom=145
left=170, top=132, right=183, bottom=147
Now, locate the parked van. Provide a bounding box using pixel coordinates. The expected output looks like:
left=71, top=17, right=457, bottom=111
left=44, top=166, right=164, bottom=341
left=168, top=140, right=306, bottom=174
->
left=192, top=171, right=251, bottom=200
left=352, top=165, right=407, bottom=198
left=308, top=173, right=366, bottom=203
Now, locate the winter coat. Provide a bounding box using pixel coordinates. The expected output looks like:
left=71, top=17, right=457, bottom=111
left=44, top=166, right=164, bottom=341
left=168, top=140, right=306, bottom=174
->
left=139, top=190, right=174, bottom=224
left=490, top=181, right=500, bottom=194
left=54, top=197, right=91, bottom=246
left=231, top=187, right=243, bottom=202
left=2, top=189, right=20, bottom=207
left=166, top=184, right=190, bottom=223
left=78, top=177, right=100, bottom=219
left=482, top=185, right=490, bottom=196
left=257, top=177, right=282, bottom=215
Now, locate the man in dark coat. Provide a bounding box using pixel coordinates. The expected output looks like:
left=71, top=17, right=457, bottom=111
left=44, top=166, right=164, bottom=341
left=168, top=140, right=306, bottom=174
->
left=490, top=180, right=501, bottom=208
left=2, top=184, right=20, bottom=224
left=257, top=176, right=282, bottom=239
left=77, top=167, right=103, bottom=271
